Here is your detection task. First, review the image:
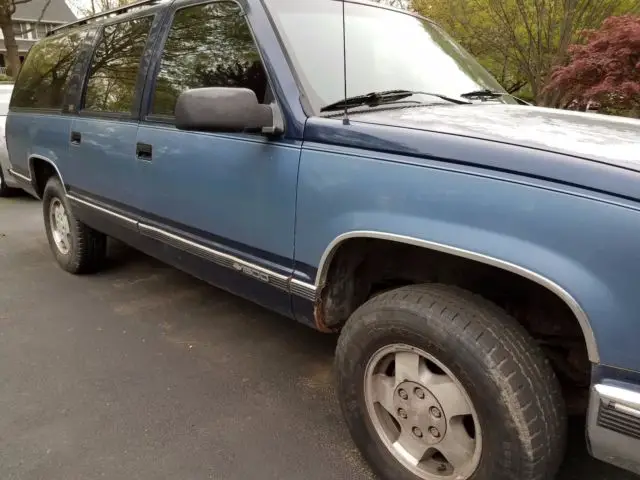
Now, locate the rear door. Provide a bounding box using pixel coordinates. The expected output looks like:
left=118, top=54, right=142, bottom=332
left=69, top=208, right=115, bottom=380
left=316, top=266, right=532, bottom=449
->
left=66, top=15, right=157, bottom=212
left=6, top=29, right=90, bottom=184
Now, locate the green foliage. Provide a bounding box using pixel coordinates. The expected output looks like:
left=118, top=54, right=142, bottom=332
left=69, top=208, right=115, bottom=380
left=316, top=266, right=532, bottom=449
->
left=412, top=0, right=640, bottom=106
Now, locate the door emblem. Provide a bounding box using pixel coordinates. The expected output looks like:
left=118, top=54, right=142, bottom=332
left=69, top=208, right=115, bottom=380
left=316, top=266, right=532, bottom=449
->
left=233, top=262, right=270, bottom=283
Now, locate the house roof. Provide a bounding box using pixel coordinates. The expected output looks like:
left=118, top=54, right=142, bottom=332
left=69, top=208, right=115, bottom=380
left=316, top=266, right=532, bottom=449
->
left=14, top=0, right=77, bottom=23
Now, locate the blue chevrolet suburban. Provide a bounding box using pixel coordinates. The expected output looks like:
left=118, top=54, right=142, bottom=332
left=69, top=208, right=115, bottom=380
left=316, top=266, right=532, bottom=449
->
left=5, top=0, right=640, bottom=478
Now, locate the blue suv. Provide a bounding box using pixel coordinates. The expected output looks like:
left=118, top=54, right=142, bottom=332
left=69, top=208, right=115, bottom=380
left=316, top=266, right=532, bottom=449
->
left=6, top=1, right=640, bottom=479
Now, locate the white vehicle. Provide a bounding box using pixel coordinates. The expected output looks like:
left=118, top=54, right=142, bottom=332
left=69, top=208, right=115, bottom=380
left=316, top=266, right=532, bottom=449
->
left=0, top=83, right=20, bottom=196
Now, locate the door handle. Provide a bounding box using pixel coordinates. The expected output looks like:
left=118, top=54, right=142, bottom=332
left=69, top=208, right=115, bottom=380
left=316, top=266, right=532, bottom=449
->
left=136, top=142, right=152, bottom=161
left=70, top=131, right=81, bottom=145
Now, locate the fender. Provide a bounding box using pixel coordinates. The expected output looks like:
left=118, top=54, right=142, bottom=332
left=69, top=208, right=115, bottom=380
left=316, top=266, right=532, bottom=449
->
left=315, top=229, right=599, bottom=363
left=27, top=154, right=67, bottom=196
left=294, top=146, right=640, bottom=371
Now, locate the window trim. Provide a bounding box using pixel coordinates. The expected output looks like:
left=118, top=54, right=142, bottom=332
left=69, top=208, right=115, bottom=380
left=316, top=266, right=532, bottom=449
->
left=61, top=26, right=99, bottom=114
left=79, top=13, right=158, bottom=119
left=12, top=22, right=27, bottom=40
left=140, top=0, right=282, bottom=133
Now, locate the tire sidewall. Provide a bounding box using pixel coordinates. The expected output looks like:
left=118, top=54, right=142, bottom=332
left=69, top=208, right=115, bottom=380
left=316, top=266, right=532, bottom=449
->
left=42, top=177, right=78, bottom=270
left=337, top=307, right=533, bottom=480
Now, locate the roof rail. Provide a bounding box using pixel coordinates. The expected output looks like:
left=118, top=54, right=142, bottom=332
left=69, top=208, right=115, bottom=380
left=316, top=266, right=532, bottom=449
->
left=48, top=0, right=168, bottom=36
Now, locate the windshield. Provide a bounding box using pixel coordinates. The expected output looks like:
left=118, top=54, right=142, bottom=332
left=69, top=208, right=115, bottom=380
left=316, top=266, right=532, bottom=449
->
left=266, top=0, right=512, bottom=114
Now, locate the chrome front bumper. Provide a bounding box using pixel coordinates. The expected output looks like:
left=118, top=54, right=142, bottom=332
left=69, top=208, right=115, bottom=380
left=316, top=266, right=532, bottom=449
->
left=588, top=381, right=640, bottom=475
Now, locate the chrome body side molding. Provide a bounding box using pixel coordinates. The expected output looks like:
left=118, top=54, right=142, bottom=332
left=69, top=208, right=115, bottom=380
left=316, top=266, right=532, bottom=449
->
left=8, top=168, right=31, bottom=183
left=315, top=230, right=599, bottom=363
left=138, top=223, right=290, bottom=292
left=289, top=278, right=316, bottom=301
left=68, top=193, right=293, bottom=294
left=68, top=194, right=138, bottom=228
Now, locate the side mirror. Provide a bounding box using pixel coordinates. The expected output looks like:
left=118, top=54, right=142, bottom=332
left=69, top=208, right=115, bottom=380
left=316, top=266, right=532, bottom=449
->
left=175, top=87, right=281, bottom=134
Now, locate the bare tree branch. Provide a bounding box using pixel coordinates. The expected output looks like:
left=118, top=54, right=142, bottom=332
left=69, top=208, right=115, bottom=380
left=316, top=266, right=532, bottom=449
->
left=22, top=0, right=53, bottom=35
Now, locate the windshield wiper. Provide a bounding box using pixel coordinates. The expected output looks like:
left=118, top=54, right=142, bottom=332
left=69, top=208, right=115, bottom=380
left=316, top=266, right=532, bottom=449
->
left=461, top=89, right=532, bottom=105
left=320, top=89, right=471, bottom=113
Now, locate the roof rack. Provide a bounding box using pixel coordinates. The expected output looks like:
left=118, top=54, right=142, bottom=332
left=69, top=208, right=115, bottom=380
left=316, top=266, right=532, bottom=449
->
left=48, top=0, right=169, bottom=36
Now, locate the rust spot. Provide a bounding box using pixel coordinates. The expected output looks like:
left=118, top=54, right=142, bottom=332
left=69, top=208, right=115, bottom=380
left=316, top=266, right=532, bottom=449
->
left=313, top=295, right=338, bottom=333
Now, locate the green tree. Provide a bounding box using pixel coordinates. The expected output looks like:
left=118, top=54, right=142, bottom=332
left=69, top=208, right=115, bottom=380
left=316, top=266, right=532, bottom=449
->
left=0, top=0, right=52, bottom=78
left=413, top=0, right=640, bottom=106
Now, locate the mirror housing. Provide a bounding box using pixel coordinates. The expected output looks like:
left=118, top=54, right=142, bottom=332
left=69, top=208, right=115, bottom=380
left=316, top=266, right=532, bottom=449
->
left=175, top=87, right=281, bottom=134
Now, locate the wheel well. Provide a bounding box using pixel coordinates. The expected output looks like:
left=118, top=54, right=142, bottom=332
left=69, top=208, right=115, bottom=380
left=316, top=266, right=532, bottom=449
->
left=31, top=158, right=58, bottom=198
left=318, top=237, right=592, bottom=413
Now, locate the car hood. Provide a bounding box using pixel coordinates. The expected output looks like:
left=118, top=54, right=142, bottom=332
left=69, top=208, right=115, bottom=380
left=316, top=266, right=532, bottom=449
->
left=352, top=103, right=640, bottom=171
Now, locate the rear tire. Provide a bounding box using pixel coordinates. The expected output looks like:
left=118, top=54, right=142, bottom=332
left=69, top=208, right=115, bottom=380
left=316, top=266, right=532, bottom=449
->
left=0, top=167, right=19, bottom=197
left=335, top=283, right=566, bottom=480
left=42, top=176, right=107, bottom=274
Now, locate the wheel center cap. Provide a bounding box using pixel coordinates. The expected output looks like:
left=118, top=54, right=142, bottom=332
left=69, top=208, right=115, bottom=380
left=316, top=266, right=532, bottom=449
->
left=394, top=381, right=447, bottom=444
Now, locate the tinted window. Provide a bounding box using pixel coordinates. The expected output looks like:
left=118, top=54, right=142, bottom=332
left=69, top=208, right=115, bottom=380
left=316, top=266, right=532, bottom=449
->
left=84, top=17, right=153, bottom=114
left=151, top=2, right=267, bottom=116
left=11, top=31, right=86, bottom=109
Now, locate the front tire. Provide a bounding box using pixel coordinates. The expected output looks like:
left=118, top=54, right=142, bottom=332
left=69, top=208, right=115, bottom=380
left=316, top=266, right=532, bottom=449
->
left=43, top=176, right=107, bottom=274
left=335, top=284, right=566, bottom=480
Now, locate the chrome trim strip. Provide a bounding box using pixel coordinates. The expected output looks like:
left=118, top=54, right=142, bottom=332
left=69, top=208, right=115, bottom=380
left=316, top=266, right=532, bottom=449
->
left=27, top=155, right=68, bottom=193
left=8, top=168, right=32, bottom=183
left=596, top=384, right=640, bottom=411
left=615, top=403, right=640, bottom=420
left=64, top=195, right=311, bottom=297
left=316, top=230, right=599, bottom=363
left=139, top=223, right=290, bottom=292
left=289, top=278, right=317, bottom=301
left=67, top=194, right=138, bottom=228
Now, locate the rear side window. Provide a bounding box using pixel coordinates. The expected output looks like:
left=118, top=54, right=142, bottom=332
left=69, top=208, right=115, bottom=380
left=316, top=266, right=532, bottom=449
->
left=11, top=31, right=86, bottom=109
left=150, top=1, right=268, bottom=117
left=84, top=16, right=153, bottom=114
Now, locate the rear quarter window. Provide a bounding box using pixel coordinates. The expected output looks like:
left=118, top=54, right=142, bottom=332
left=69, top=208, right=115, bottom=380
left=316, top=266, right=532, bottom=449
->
left=11, top=30, right=87, bottom=110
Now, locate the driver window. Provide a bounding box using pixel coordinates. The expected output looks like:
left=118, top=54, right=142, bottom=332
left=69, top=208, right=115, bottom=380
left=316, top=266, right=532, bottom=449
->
left=151, top=1, right=269, bottom=117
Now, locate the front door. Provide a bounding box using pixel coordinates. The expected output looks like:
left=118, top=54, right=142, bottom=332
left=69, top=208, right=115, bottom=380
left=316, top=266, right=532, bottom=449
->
left=134, top=1, right=300, bottom=315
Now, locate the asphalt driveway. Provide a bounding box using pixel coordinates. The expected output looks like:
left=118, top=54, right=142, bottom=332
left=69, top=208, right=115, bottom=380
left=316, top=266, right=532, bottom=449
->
left=0, top=196, right=636, bottom=480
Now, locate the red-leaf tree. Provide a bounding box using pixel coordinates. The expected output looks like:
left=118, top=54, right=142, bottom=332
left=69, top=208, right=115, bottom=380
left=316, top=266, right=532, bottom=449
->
left=545, top=15, right=640, bottom=115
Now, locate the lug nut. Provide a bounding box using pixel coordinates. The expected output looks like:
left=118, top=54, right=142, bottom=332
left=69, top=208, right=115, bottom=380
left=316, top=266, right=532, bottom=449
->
left=398, top=408, right=408, bottom=419
left=398, top=389, right=408, bottom=400
left=412, top=427, right=423, bottom=438
left=429, top=427, right=441, bottom=438
left=430, top=406, right=442, bottom=418
left=414, top=388, right=425, bottom=399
